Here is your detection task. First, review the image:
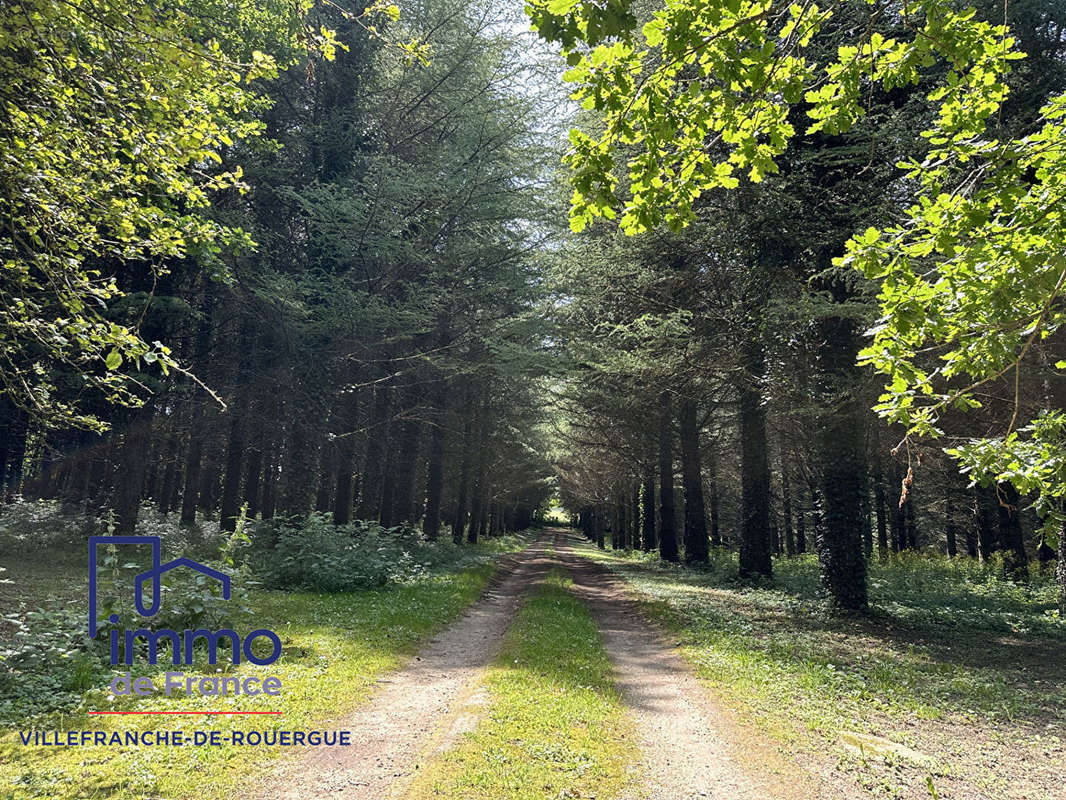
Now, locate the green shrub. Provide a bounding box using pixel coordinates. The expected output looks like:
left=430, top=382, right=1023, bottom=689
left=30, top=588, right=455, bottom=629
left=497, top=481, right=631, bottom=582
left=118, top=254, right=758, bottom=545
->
left=599, top=544, right=1064, bottom=636
left=0, top=524, right=257, bottom=722
left=91, top=528, right=256, bottom=659
left=0, top=607, right=97, bottom=676
left=252, top=514, right=428, bottom=591
left=0, top=498, right=222, bottom=558
left=0, top=606, right=109, bottom=722
left=0, top=498, right=94, bottom=554
left=251, top=513, right=527, bottom=592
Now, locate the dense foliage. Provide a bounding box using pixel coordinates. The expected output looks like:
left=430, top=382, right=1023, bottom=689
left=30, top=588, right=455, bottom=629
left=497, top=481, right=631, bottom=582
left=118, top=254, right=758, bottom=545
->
left=0, top=0, right=323, bottom=428
left=532, top=0, right=1066, bottom=607
left=1, top=0, right=554, bottom=542
left=2, top=4, right=1066, bottom=796
left=2, top=0, right=1066, bottom=619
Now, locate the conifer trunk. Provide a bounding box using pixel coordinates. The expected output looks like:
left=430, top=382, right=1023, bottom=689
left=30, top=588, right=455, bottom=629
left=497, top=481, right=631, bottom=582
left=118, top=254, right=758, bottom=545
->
left=814, top=392, right=868, bottom=609
left=997, top=482, right=1029, bottom=582
left=679, top=396, right=708, bottom=564
left=781, top=450, right=794, bottom=556
left=157, top=435, right=180, bottom=515
left=975, top=485, right=998, bottom=561
left=1058, top=513, right=1066, bottom=615
left=873, top=450, right=888, bottom=557
left=115, top=410, right=151, bottom=534
left=739, top=340, right=772, bottom=578
left=390, top=415, right=422, bottom=524
left=331, top=389, right=360, bottom=526
left=889, top=461, right=905, bottom=552
left=422, top=381, right=449, bottom=540
left=903, top=484, right=918, bottom=550
left=243, top=442, right=262, bottom=520
left=219, top=408, right=246, bottom=532
left=468, top=408, right=490, bottom=545
left=626, top=486, right=635, bottom=554
left=357, top=386, right=391, bottom=521
left=315, top=441, right=335, bottom=513
left=657, top=391, right=679, bottom=562
left=453, top=440, right=472, bottom=542
left=709, top=450, right=721, bottom=547
left=946, top=491, right=958, bottom=557
left=179, top=432, right=203, bottom=527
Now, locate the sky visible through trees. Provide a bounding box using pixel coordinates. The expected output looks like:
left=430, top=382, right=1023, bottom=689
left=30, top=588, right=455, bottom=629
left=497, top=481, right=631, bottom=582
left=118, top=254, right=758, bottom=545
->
left=2, top=0, right=1066, bottom=609
left=3, top=2, right=1066, bottom=799
left=2, top=0, right=1066, bottom=682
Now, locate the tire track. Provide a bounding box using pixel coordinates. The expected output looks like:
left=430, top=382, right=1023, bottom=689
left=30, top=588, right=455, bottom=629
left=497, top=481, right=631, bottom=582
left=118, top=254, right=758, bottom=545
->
left=555, top=531, right=819, bottom=800
left=258, top=533, right=558, bottom=800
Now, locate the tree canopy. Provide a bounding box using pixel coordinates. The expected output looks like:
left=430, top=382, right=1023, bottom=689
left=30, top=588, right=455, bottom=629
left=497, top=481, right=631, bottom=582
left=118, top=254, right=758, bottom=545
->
left=529, top=0, right=1066, bottom=544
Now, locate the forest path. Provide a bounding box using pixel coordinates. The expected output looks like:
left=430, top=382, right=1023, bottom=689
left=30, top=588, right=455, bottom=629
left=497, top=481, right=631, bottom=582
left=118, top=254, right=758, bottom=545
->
left=259, top=529, right=815, bottom=800
left=554, top=532, right=816, bottom=800
left=256, top=532, right=559, bottom=800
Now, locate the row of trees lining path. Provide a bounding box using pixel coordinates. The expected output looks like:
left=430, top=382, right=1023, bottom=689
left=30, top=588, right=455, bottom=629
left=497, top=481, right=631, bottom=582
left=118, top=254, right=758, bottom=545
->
left=545, top=0, right=1066, bottom=610
left=0, top=1, right=555, bottom=540
left=3, top=0, right=1066, bottom=612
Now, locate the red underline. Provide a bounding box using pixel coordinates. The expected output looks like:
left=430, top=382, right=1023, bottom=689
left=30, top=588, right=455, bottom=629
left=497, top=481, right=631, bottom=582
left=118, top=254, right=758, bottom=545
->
left=89, top=711, right=281, bottom=715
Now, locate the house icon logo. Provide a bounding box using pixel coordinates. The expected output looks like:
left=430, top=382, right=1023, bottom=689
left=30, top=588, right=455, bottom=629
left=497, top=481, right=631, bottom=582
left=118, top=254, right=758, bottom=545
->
left=88, top=535, right=231, bottom=638
left=88, top=535, right=280, bottom=667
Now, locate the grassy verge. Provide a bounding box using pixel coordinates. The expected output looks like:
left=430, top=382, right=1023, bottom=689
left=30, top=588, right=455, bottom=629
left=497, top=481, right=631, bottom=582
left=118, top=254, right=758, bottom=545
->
left=404, top=569, right=638, bottom=800
left=575, top=542, right=1066, bottom=800
left=0, top=535, right=534, bottom=800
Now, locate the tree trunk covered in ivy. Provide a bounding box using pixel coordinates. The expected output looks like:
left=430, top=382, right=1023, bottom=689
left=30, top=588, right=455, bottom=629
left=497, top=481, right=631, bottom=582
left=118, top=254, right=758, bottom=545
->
left=814, top=392, right=868, bottom=609
left=811, top=274, right=868, bottom=610
left=641, top=466, right=656, bottom=552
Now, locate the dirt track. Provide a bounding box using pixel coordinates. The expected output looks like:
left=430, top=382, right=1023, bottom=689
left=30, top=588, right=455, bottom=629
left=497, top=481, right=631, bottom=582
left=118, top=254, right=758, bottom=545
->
left=256, top=533, right=557, bottom=800
left=556, top=536, right=818, bottom=800
left=260, top=529, right=813, bottom=800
